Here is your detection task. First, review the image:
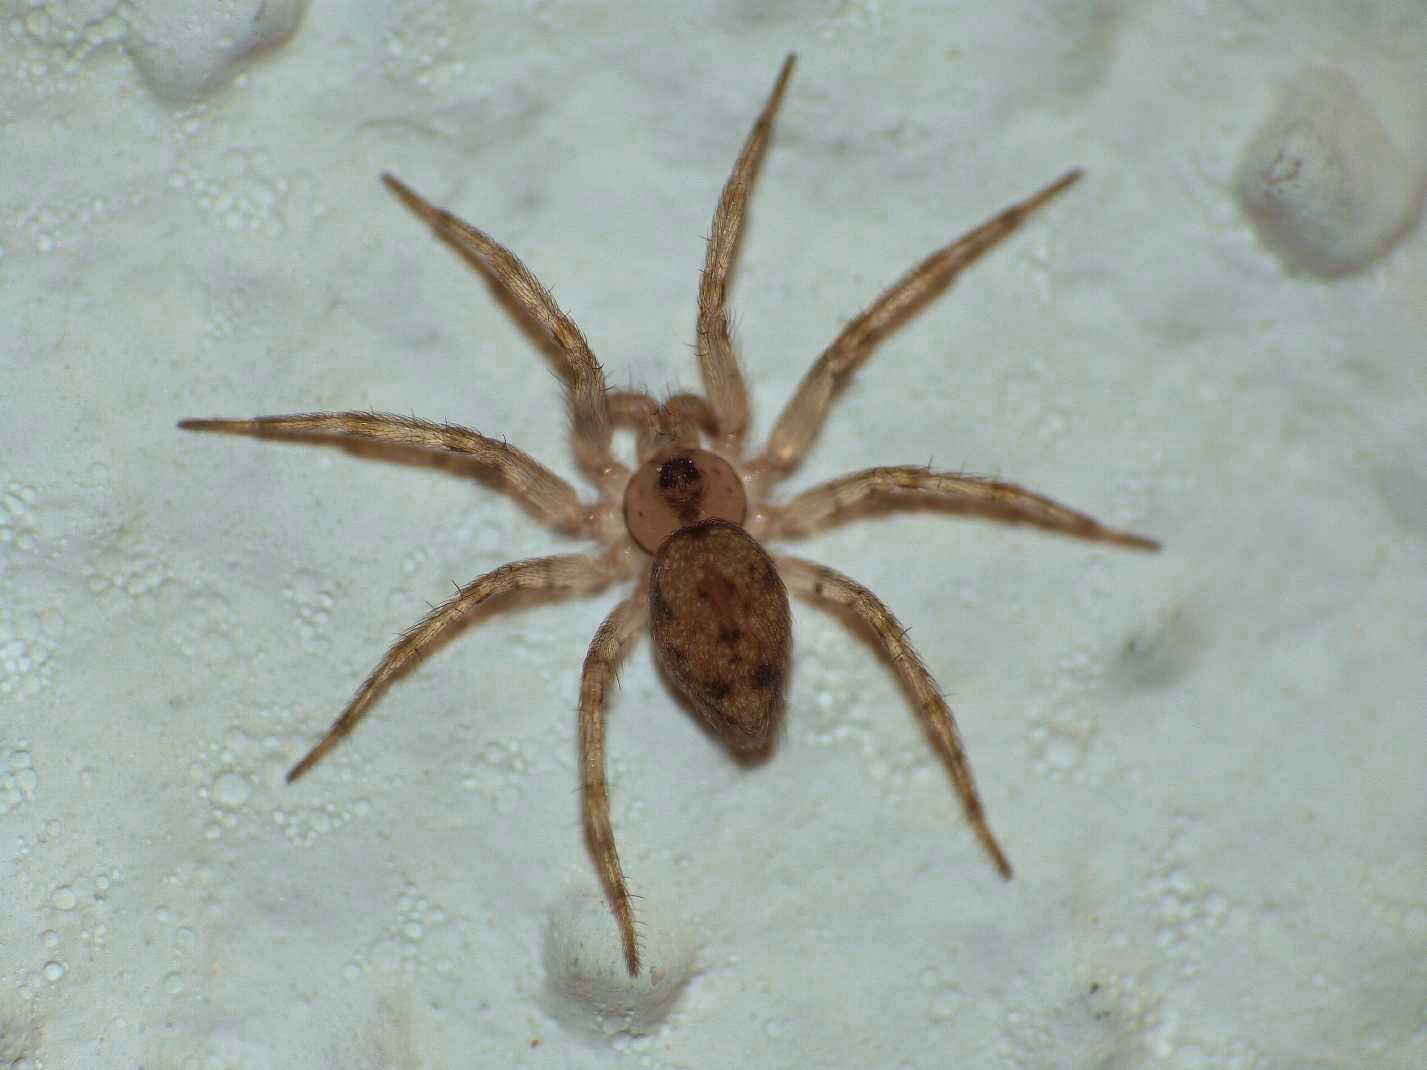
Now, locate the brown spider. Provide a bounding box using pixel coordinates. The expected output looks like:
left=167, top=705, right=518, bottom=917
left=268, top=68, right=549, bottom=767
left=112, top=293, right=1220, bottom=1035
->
left=180, top=55, right=1158, bottom=976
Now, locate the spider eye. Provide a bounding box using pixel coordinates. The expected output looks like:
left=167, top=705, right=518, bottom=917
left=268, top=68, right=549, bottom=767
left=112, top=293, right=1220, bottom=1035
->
left=657, top=455, right=702, bottom=495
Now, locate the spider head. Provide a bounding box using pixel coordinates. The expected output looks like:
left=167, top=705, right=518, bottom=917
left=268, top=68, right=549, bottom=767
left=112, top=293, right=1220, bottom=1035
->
left=649, top=519, right=790, bottom=753
left=623, top=448, right=747, bottom=554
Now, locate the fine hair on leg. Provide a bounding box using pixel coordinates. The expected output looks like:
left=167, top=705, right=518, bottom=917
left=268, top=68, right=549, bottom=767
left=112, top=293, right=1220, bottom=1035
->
left=757, top=170, right=1083, bottom=480
left=381, top=172, right=623, bottom=486
left=696, top=54, right=797, bottom=452
left=776, top=554, right=1013, bottom=879
left=579, top=590, right=651, bottom=974
left=767, top=465, right=1160, bottom=550
left=288, top=553, right=620, bottom=783
left=180, top=411, right=590, bottom=535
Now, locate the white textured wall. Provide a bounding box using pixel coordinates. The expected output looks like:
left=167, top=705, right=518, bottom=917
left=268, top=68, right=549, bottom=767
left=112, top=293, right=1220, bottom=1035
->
left=3, top=2, right=1424, bottom=1067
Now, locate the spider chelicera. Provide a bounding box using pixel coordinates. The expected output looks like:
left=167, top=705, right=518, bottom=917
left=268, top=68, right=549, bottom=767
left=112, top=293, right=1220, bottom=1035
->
left=181, top=54, right=1158, bottom=975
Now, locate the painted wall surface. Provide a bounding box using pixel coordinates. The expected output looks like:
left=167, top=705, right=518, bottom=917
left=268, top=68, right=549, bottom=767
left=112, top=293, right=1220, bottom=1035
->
left=3, top=3, right=1424, bottom=1067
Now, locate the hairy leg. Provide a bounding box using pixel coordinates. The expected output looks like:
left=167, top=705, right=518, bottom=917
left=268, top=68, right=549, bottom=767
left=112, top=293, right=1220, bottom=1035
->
left=382, top=173, right=623, bottom=486
left=697, top=54, right=796, bottom=452
left=180, top=411, right=591, bottom=535
left=578, top=590, right=651, bottom=974
left=287, top=553, right=620, bottom=783
left=757, top=170, right=1082, bottom=480
left=776, top=555, right=1013, bottom=879
left=766, top=465, right=1159, bottom=550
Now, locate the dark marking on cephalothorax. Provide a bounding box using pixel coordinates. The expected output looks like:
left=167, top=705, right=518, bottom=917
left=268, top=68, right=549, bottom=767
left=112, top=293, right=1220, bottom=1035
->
left=658, top=455, right=707, bottom=524
left=658, top=454, right=701, bottom=494
left=718, top=626, right=743, bottom=644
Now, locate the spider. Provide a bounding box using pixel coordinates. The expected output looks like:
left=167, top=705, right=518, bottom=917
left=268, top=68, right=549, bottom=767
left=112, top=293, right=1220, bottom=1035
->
left=180, top=54, right=1158, bottom=976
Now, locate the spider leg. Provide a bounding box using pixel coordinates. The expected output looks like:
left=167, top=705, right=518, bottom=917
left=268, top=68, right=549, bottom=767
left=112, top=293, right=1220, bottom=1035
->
left=775, top=555, right=1013, bottom=880
left=764, top=465, right=1159, bottom=550
left=756, top=170, right=1082, bottom=482
left=697, top=53, right=796, bottom=454
left=287, top=553, right=620, bottom=783
left=578, top=589, right=651, bottom=975
left=179, top=411, right=591, bottom=536
left=381, top=173, right=625, bottom=488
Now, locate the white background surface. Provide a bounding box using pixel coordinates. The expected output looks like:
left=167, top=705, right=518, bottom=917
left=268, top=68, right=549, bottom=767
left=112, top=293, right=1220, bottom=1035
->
left=3, top=2, right=1425, bottom=1067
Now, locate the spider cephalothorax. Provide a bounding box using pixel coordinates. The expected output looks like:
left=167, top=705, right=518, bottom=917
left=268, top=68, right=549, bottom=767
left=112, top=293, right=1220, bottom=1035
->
left=181, top=54, right=1157, bottom=976
left=625, top=448, right=747, bottom=550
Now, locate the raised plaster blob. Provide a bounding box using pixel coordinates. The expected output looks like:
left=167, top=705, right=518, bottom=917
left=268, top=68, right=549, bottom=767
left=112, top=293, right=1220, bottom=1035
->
left=124, top=0, right=308, bottom=102
left=1234, top=66, right=1427, bottom=277
left=541, top=890, right=695, bottom=1037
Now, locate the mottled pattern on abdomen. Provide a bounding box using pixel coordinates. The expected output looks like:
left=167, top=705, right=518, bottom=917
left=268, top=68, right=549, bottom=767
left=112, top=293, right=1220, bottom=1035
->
left=649, top=519, right=790, bottom=751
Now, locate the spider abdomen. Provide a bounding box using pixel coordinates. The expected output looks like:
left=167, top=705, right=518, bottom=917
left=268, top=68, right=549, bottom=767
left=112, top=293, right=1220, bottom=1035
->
left=649, top=519, right=790, bottom=752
